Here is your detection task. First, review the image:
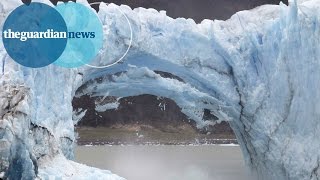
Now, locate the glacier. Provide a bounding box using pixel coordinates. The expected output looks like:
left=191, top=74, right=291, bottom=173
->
left=1, top=0, right=320, bottom=179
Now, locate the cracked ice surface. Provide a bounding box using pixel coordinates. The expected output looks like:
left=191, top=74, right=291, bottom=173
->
left=1, top=0, right=320, bottom=179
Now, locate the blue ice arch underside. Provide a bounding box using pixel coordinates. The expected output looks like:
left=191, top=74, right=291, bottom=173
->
left=1, top=0, right=320, bottom=179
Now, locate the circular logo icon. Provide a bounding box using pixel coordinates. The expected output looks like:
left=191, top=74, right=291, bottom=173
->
left=2, top=2, right=132, bottom=69
left=53, top=2, right=104, bottom=68
left=2, top=3, right=68, bottom=68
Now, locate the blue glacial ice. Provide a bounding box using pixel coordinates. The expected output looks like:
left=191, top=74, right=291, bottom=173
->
left=1, top=0, right=320, bottom=179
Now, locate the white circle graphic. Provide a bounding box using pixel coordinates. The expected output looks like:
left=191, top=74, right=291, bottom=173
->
left=86, top=2, right=133, bottom=69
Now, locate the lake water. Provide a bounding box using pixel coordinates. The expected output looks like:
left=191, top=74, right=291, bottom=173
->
left=75, top=145, right=251, bottom=180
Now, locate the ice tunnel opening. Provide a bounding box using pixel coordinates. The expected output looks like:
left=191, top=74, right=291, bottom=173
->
left=70, top=64, right=250, bottom=179
left=72, top=93, right=237, bottom=145
left=72, top=65, right=239, bottom=145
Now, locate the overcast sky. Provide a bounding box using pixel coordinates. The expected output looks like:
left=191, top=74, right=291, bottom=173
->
left=44, top=0, right=288, bottom=22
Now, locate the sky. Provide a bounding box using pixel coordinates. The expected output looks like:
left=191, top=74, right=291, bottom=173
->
left=39, top=0, right=289, bottom=22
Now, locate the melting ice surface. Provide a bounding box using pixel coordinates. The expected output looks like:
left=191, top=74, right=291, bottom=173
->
left=1, top=0, right=320, bottom=179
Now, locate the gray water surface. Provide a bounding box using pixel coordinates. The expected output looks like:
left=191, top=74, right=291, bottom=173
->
left=75, top=145, right=250, bottom=180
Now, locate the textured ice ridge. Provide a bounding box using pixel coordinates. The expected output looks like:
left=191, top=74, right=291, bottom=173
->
left=1, top=0, right=320, bottom=179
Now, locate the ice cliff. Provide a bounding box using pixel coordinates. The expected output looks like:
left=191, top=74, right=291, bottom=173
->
left=1, top=0, right=320, bottom=179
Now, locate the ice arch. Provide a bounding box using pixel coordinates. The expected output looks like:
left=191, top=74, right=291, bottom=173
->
left=1, top=0, right=320, bottom=179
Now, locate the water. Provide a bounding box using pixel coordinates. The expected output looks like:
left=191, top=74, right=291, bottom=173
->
left=75, top=145, right=250, bottom=180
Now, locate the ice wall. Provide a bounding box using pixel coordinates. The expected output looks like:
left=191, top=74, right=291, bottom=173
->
left=1, top=0, right=320, bottom=179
